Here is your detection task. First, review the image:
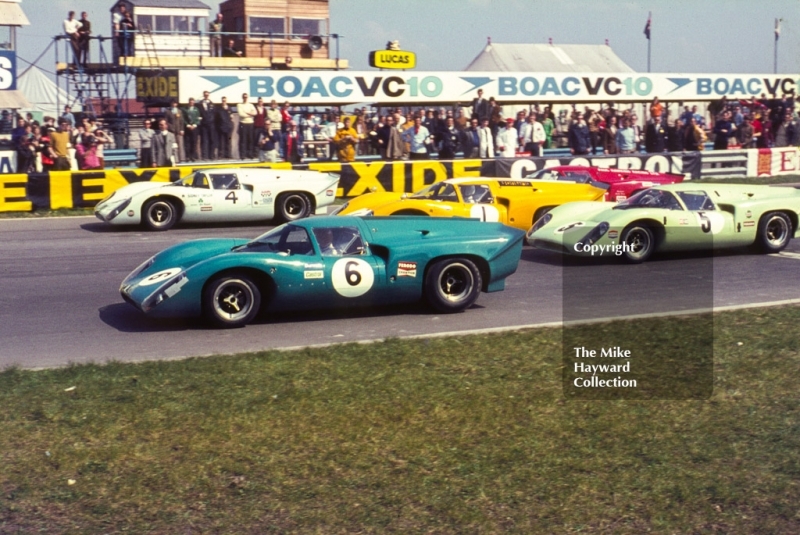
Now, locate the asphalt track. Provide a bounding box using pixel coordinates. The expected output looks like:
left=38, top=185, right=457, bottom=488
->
left=2, top=215, right=800, bottom=369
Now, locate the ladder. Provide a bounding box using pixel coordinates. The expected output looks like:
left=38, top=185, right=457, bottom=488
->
left=139, top=28, right=161, bottom=71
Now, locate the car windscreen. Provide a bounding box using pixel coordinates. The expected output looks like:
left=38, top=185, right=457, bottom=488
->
left=677, top=191, right=715, bottom=211
left=615, top=189, right=684, bottom=210
left=240, top=224, right=314, bottom=255
left=409, top=182, right=458, bottom=201
left=176, top=172, right=209, bottom=188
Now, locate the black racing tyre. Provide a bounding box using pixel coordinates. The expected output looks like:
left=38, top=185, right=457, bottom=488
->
left=424, top=258, right=482, bottom=313
left=142, top=198, right=178, bottom=231
left=755, top=211, right=792, bottom=253
left=203, top=274, right=261, bottom=328
left=277, top=192, right=311, bottom=222
left=620, top=224, right=655, bottom=263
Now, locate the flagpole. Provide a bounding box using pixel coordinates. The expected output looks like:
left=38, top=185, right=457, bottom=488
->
left=645, top=12, right=652, bottom=73
left=774, top=18, right=779, bottom=74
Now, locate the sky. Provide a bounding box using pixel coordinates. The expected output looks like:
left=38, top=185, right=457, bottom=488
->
left=14, top=0, right=800, bottom=79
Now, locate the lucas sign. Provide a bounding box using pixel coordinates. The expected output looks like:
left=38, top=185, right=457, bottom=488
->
left=179, top=71, right=800, bottom=105
left=369, top=50, right=416, bottom=70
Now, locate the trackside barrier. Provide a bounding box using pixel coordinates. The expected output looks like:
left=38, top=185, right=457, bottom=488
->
left=1, top=149, right=797, bottom=213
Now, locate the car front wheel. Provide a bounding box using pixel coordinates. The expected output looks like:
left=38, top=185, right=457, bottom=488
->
left=424, top=258, right=482, bottom=313
left=756, top=212, right=792, bottom=253
left=620, top=224, right=655, bottom=263
left=277, top=192, right=311, bottom=222
left=142, top=199, right=178, bottom=231
left=203, top=274, right=261, bottom=328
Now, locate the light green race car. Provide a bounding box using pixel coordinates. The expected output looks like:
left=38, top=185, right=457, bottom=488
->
left=526, top=183, right=800, bottom=263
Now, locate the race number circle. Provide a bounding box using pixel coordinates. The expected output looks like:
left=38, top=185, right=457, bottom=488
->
left=695, top=211, right=725, bottom=235
left=469, top=204, right=500, bottom=222
left=554, top=221, right=586, bottom=234
left=331, top=258, right=374, bottom=297
left=138, top=267, right=182, bottom=286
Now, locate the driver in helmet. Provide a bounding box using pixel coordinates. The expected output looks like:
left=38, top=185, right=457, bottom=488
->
left=315, top=228, right=340, bottom=256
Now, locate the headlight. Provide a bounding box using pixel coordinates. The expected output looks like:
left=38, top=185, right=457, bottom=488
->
left=526, top=213, right=553, bottom=241
left=330, top=201, right=348, bottom=216
left=142, top=271, right=188, bottom=312
left=121, top=256, right=155, bottom=287
left=578, top=222, right=610, bottom=247
left=104, top=197, right=132, bottom=221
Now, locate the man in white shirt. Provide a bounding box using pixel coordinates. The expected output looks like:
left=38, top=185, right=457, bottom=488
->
left=519, top=114, right=546, bottom=157
left=478, top=118, right=494, bottom=158
left=401, top=116, right=432, bottom=160
left=495, top=118, right=518, bottom=158
left=237, top=93, right=257, bottom=159
left=63, top=11, right=82, bottom=64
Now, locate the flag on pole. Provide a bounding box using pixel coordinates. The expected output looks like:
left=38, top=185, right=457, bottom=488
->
left=644, top=14, right=651, bottom=40
left=775, top=18, right=781, bottom=41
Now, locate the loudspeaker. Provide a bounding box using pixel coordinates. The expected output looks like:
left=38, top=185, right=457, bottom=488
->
left=307, top=35, right=323, bottom=51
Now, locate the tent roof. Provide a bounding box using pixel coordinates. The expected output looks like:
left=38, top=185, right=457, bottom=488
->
left=0, top=0, right=29, bottom=26
left=18, top=66, right=80, bottom=115
left=464, top=43, right=634, bottom=72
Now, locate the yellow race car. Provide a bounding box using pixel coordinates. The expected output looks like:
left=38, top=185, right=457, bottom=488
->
left=332, top=177, right=609, bottom=232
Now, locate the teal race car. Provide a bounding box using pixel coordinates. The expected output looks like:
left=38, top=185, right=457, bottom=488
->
left=121, top=216, right=525, bottom=327
left=526, top=183, right=800, bottom=263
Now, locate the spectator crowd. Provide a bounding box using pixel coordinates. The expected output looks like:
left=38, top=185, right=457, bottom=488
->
left=2, top=91, right=797, bottom=173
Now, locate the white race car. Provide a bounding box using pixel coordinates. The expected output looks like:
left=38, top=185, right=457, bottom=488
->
left=94, top=168, right=340, bottom=230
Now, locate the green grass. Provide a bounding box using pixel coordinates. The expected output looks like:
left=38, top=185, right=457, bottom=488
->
left=1, top=306, right=800, bottom=533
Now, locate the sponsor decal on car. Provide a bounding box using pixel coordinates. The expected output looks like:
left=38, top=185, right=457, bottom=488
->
left=397, top=261, right=417, bottom=278
left=746, top=210, right=753, bottom=218
left=304, top=270, right=324, bottom=279
left=304, top=263, right=324, bottom=269
left=743, top=221, right=755, bottom=227
left=201, top=206, right=212, bottom=211
left=261, top=190, right=272, bottom=198
left=679, top=218, right=689, bottom=225
left=607, top=230, right=619, bottom=239
left=497, top=181, right=531, bottom=187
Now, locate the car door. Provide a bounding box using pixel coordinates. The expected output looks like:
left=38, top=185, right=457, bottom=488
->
left=309, top=225, right=388, bottom=309
left=205, top=172, right=254, bottom=222
left=674, top=190, right=736, bottom=248
left=178, top=172, right=216, bottom=222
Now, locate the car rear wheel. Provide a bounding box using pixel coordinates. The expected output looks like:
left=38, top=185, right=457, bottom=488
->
left=142, top=199, right=178, bottom=231
left=203, top=274, right=261, bottom=328
left=755, top=212, right=792, bottom=253
left=424, top=258, right=482, bottom=313
left=277, top=192, right=311, bottom=222
left=620, top=224, right=655, bottom=263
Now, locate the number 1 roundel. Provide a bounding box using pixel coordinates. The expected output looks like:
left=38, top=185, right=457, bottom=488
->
left=331, top=258, right=374, bottom=297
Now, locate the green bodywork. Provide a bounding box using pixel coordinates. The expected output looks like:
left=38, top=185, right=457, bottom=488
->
left=528, top=183, right=800, bottom=256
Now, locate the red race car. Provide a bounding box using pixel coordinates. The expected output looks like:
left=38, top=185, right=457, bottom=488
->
left=526, top=166, right=684, bottom=202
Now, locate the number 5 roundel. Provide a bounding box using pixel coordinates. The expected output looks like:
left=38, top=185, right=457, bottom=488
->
left=331, top=258, right=375, bottom=297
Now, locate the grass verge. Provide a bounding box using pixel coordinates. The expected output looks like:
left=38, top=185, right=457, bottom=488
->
left=1, top=306, right=799, bottom=533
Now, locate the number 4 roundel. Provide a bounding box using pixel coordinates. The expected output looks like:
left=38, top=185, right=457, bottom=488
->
left=331, top=258, right=374, bottom=297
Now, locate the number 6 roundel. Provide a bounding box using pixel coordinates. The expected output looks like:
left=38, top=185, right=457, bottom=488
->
left=331, top=258, right=375, bottom=297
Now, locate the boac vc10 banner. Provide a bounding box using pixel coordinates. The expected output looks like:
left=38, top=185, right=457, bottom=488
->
left=179, top=70, right=800, bottom=105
